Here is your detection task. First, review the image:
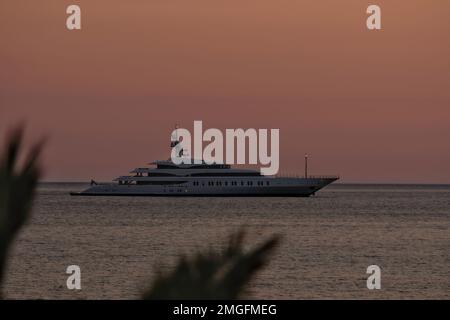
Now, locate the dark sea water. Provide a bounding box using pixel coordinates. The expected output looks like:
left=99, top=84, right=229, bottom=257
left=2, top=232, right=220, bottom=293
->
left=3, top=183, right=450, bottom=299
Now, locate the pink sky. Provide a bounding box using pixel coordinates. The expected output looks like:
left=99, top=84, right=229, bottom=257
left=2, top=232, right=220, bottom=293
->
left=1, top=1, right=449, bottom=183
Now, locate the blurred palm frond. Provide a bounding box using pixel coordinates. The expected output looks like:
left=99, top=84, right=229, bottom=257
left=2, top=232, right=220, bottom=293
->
left=0, top=127, right=42, bottom=288
left=143, top=231, right=280, bottom=300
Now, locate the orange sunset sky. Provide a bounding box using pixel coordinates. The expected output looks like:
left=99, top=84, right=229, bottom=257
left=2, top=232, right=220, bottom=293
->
left=1, top=1, right=449, bottom=183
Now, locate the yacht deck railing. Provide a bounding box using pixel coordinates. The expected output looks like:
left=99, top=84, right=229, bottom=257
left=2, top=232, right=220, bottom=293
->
left=274, top=173, right=340, bottom=179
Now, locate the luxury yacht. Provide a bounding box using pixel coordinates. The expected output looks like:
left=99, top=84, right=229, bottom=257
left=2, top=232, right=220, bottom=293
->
left=70, top=159, right=339, bottom=197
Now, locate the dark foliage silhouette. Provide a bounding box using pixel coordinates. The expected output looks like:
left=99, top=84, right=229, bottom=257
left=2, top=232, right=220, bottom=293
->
left=0, top=128, right=42, bottom=294
left=143, top=230, right=280, bottom=299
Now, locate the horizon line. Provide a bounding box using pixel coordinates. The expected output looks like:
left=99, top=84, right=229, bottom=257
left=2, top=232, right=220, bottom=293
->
left=38, top=180, right=450, bottom=186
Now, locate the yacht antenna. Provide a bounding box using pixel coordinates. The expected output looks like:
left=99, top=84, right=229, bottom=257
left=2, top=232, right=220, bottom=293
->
left=305, top=153, right=308, bottom=178
left=170, top=124, right=186, bottom=158
left=170, top=124, right=180, bottom=148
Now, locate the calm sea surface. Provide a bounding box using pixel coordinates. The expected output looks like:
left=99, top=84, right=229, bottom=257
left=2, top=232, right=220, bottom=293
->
left=3, top=183, right=450, bottom=299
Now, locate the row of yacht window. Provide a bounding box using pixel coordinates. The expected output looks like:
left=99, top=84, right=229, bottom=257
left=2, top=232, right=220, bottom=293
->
left=192, top=181, right=270, bottom=187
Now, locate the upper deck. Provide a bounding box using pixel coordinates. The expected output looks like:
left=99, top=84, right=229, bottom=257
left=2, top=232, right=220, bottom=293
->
left=130, top=164, right=261, bottom=177
left=149, top=159, right=231, bottom=170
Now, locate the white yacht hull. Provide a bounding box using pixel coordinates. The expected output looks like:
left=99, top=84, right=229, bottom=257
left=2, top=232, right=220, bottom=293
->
left=70, top=177, right=338, bottom=197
